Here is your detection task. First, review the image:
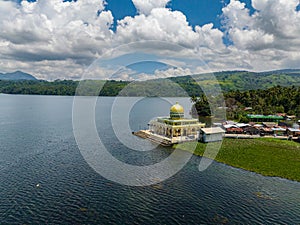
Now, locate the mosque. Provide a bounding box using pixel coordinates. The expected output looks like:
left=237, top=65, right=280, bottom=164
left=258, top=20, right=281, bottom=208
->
left=134, top=102, right=205, bottom=145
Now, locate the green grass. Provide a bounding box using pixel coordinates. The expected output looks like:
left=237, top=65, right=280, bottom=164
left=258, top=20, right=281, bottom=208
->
left=175, top=138, right=300, bottom=182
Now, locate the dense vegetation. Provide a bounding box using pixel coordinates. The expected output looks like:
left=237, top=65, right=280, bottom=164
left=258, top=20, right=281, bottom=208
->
left=209, top=70, right=300, bottom=91
left=0, top=80, right=77, bottom=95
left=1, top=70, right=299, bottom=120
left=225, top=86, right=300, bottom=120
left=176, top=138, right=300, bottom=182
left=0, top=79, right=201, bottom=97
left=192, top=86, right=300, bottom=121
left=173, top=69, right=300, bottom=92
left=0, top=80, right=128, bottom=96
left=1, top=70, right=300, bottom=96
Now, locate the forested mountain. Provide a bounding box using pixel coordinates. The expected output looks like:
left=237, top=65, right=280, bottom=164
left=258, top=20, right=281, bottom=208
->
left=170, top=70, right=300, bottom=92
left=0, top=71, right=37, bottom=81
left=0, top=70, right=300, bottom=96
left=1, top=70, right=299, bottom=119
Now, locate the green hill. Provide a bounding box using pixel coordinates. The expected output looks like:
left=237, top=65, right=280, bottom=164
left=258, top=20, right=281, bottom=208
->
left=0, top=71, right=37, bottom=81
left=168, top=70, right=300, bottom=92
left=1, top=69, right=300, bottom=96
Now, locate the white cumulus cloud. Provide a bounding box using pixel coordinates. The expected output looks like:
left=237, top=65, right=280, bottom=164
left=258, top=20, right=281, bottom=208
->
left=0, top=0, right=114, bottom=78
left=132, top=0, right=170, bottom=15
left=116, top=7, right=225, bottom=53
left=223, top=0, right=300, bottom=51
left=0, top=0, right=300, bottom=80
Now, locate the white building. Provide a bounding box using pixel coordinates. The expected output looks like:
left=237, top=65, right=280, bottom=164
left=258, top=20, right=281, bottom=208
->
left=199, top=127, right=225, bottom=143
left=148, top=102, right=205, bottom=144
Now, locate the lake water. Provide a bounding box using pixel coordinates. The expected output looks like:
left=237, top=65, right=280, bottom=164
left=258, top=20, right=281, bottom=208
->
left=0, top=94, right=299, bottom=224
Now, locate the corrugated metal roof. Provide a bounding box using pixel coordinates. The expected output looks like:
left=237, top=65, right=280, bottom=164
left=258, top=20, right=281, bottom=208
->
left=201, top=127, right=225, bottom=134
left=223, top=124, right=238, bottom=129
left=272, top=128, right=286, bottom=131
left=247, top=114, right=284, bottom=119
left=236, top=123, right=250, bottom=128
left=288, top=128, right=300, bottom=132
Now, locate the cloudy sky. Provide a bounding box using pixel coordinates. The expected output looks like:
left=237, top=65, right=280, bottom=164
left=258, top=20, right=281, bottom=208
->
left=0, top=0, right=300, bottom=80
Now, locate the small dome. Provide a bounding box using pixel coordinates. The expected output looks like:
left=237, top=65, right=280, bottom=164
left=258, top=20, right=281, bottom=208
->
left=170, top=102, right=184, bottom=113
left=170, top=102, right=184, bottom=119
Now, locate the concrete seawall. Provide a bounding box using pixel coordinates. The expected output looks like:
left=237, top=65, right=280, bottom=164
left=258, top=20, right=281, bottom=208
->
left=133, top=130, right=173, bottom=146
left=225, top=134, right=299, bottom=141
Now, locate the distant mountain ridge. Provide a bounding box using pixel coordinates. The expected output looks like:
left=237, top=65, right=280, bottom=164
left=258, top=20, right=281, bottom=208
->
left=260, top=69, right=300, bottom=74
left=0, top=71, right=37, bottom=81
left=167, top=69, right=300, bottom=92
left=0, top=69, right=300, bottom=96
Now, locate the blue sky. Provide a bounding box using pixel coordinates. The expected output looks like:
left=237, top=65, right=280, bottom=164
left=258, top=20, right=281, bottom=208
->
left=0, top=0, right=300, bottom=80
left=107, top=0, right=254, bottom=31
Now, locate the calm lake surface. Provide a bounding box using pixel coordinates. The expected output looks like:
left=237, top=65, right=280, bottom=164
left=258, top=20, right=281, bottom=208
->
left=0, top=94, right=299, bottom=224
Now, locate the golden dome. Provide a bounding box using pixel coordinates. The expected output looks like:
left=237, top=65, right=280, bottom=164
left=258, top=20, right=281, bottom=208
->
left=170, top=102, right=184, bottom=120
left=170, top=102, right=184, bottom=113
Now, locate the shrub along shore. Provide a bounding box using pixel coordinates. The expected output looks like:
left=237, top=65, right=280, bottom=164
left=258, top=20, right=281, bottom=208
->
left=175, top=138, right=300, bottom=182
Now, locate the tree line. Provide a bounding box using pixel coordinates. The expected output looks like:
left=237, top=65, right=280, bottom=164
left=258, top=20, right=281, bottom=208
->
left=191, top=85, right=300, bottom=121
left=1, top=79, right=300, bottom=120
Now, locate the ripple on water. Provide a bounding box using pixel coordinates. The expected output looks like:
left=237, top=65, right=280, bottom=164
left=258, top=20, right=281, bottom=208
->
left=0, top=95, right=300, bottom=224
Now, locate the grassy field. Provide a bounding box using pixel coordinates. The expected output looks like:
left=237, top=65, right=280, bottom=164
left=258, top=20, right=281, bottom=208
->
left=175, top=138, right=300, bottom=182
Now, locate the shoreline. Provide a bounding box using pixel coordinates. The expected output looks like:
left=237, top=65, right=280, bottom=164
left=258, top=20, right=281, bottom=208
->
left=175, top=138, right=300, bottom=183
